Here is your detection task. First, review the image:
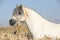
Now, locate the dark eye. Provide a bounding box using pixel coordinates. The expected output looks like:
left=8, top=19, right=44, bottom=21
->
left=18, top=12, right=22, bottom=15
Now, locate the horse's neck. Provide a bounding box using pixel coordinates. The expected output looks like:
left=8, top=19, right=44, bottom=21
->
left=25, top=8, right=51, bottom=33
left=25, top=7, right=60, bottom=38
left=26, top=8, right=51, bottom=26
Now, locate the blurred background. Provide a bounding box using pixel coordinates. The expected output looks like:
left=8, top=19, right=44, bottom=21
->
left=0, top=0, right=60, bottom=27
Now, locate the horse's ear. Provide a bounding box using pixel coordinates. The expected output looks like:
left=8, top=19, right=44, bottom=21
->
left=19, top=4, right=23, bottom=9
left=16, top=4, right=23, bottom=9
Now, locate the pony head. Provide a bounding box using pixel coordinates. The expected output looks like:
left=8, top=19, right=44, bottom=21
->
left=9, top=4, right=28, bottom=26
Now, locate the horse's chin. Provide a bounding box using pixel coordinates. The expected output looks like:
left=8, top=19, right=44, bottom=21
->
left=9, top=23, right=16, bottom=26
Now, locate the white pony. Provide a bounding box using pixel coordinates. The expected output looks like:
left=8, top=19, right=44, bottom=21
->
left=9, top=5, right=60, bottom=39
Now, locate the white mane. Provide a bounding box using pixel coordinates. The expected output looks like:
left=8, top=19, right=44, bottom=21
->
left=23, top=6, right=60, bottom=39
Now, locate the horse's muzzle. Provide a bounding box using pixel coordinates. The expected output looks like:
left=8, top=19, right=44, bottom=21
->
left=9, top=19, right=16, bottom=26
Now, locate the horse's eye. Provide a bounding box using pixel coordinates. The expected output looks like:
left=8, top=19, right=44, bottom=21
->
left=18, top=12, right=22, bottom=15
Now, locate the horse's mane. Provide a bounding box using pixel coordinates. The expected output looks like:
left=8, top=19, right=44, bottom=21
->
left=23, top=6, right=60, bottom=24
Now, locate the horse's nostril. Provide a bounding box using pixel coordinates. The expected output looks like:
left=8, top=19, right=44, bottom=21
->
left=9, top=19, right=16, bottom=26
left=10, top=19, right=12, bottom=22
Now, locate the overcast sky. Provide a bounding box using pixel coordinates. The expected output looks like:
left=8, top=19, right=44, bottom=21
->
left=0, top=0, right=60, bottom=27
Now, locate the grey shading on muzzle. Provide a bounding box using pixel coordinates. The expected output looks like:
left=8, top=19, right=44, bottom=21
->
left=9, top=19, right=17, bottom=26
